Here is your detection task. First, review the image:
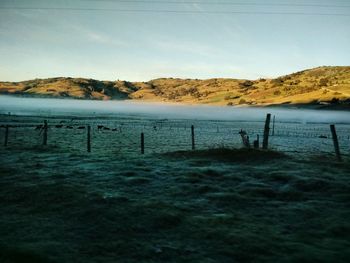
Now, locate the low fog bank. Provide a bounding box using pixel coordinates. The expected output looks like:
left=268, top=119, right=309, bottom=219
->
left=0, top=95, right=349, bottom=124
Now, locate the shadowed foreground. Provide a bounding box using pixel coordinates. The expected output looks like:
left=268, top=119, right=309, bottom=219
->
left=0, top=147, right=349, bottom=262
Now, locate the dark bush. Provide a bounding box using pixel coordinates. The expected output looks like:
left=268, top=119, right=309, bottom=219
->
left=239, top=98, right=247, bottom=104
left=319, top=78, right=329, bottom=86
left=240, top=80, right=254, bottom=88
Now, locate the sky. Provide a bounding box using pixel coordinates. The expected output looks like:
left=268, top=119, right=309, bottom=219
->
left=0, top=0, right=349, bottom=82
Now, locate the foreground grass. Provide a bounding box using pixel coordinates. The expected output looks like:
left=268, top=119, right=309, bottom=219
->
left=163, top=148, right=286, bottom=162
left=0, top=147, right=349, bottom=262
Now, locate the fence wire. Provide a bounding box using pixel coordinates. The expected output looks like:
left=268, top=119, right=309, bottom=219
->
left=0, top=115, right=349, bottom=158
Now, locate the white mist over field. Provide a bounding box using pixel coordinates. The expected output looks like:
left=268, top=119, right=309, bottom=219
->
left=0, top=95, right=349, bottom=124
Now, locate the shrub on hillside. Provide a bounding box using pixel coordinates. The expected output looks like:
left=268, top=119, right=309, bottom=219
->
left=239, top=98, right=247, bottom=104
left=271, top=78, right=284, bottom=86
left=319, top=78, right=329, bottom=87
left=273, top=90, right=281, bottom=96
left=239, top=80, right=254, bottom=88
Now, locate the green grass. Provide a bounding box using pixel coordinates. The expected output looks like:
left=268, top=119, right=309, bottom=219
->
left=0, top=246, right=54, bottom=263
left=163, top=147, right=286, bottom=162
left=0, top=146, right=349, bottom=262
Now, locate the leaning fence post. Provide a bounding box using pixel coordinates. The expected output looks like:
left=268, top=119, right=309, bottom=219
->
left=262, top=113, right=271, bottom=149
left=330, top=124, right=341, bottom=161
left=87, top=125, right=91, bottom=152
left=191, top=125, right=195, bottom=150
left=43, top=120, right=48, bottom=145
left=141, top=132, right=144, bottom=154
left=4, top=125, right=9, bottom=146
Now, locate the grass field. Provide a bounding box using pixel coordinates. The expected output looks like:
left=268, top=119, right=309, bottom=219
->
left=0, top=110, right=349, bottom=262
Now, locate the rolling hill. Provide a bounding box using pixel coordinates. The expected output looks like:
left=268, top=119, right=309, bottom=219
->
left=1, top=66, right=349, bottom=108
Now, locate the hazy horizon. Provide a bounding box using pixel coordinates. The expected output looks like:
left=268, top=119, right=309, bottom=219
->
left=1, top=95, right=350, bottom=123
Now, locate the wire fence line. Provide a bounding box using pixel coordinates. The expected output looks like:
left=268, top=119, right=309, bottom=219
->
left=0, top=115, right=349, bottom=158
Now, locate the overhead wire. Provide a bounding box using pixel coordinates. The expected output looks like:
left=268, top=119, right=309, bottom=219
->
left=81, top=0, right=350, bottom=8
left=0, top=6, right=349, bottom=16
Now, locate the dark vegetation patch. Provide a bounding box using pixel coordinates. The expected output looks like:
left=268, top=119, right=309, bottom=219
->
left=163, top=147, right=286, bottom=162
left=0, top=246, right=55, bottom=263
left=1, top=138, right=350, bottom=262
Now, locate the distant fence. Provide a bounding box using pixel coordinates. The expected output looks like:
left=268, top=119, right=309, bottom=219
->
left=0, top=114, right=349, bottom=160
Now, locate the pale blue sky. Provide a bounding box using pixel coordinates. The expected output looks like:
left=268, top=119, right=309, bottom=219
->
left=0, top=0, right=349, bottom=81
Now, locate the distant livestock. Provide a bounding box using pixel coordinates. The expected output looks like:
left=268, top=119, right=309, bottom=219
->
left=97, top=125, right=120, bottom=131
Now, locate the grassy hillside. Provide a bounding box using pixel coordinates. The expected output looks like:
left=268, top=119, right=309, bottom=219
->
left=1, top=66, right=349, bottom=107
left=0, top=78, right=136, bottom=100
left=131, top=66, right=350, bottom=107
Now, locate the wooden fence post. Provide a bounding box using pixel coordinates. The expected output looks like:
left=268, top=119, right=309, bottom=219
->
left=272, top=115, right=275, bottom=136
left=330, top=124, right=341, bottom=161
left=141, top=132, right=144, bottom=154
left=191, top=125, right=195, bottom=150
left=87, top=125, right=91, bottom=152
left=43, top=120, right=48, bottom=145
left=253, top=134, right=259, bottom=149
left=4, top=125, right=9, bottom=147
left=262, top=113, right=271, bottom=149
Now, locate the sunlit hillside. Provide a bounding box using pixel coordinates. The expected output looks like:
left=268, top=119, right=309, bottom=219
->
left=1, top=66, right=349, bottom=108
